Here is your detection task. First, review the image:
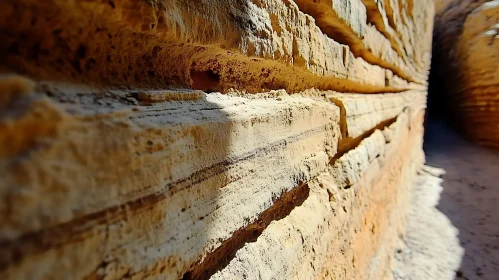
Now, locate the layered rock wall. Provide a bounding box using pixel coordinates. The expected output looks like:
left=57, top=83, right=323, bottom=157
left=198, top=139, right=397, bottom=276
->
left=0, top=0, right=434, bottom=279
left=431, top=0, right=499, bottom=147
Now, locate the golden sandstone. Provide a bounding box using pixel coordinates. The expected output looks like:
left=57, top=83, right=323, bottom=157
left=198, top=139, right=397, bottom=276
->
left=0, top=0, right=437, bottom=279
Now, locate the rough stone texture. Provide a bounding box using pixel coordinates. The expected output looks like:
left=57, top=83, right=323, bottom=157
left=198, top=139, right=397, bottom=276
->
left=325, top=89, right=426, bottom=139
left=0, top=0, right=434, bottom=279
left=431, top=0, right=499, bottom=148
left=292, top=0, right=427, bottom=84
left=213, top=109, right=426, bottom=280
left=0, top=88, right=340, bottom=239
left=361, top=0, right=434, bottom=74
left=1, top=86, right=343, bottom=279
left=0, top=81, right=428, bottom=279
left=0, top=0, right=427, bottom=94
left=451, top=2, right=499, bottom=147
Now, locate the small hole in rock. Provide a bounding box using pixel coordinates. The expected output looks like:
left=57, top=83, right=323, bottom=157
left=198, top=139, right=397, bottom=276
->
left=190, top=69, right=221, bottom=93
left=76, top=45, right=87, bottom=59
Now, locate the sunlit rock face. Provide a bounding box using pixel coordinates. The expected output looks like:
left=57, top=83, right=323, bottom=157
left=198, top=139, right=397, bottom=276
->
left=0, top=0, right=434, bottom=279
left=432, top=0, right=499, bottom=148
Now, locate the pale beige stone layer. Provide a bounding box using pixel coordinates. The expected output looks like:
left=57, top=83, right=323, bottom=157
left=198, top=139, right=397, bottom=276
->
left=0, top=78, right=427, bottom=279
left=293, top=0, right=428, bottom=84
left=212, top=108, right=426, bottom=280
left=325, top=89, right=427, bottom=139
left=0, top=83, right=343, bottom=277
left=361, top=0, right=434, bottom=74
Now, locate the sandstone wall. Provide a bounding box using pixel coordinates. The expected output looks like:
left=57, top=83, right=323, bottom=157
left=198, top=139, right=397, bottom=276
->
left=0, top=0, right=434, bottom=279
left=431, top=0, right=499, bottom=147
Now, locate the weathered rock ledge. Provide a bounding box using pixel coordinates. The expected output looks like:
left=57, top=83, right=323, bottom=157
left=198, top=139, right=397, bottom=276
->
left=0, top=0, right=430, bottom=93
left=0, top=80, right=427, bottom=279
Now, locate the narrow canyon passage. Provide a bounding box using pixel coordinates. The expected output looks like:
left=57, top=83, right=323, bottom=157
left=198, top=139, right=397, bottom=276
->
left=393, top=118, right=499, bottom=280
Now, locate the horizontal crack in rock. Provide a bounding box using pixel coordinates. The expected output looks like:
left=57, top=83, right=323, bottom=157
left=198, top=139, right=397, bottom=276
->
left=181, top=183, right=310, bottom=280
left=332, top=116, right=398, bottom=163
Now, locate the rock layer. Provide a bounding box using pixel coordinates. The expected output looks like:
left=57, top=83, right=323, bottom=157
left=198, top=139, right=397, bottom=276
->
left=0, top=0, right=429, bottom=94
left=213, top=109, right=425, bottom=280
left=453, top=2, right=499, bottom=147
left=431, top=0, right=499, bottom=148
left=0, top=0, right=434, bottom=279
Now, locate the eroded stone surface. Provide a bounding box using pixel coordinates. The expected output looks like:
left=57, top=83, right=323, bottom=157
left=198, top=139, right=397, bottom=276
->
left=432, top=0, right=499, bottom=147
left=0, top=79, right=428, bottom=279
left=325, top=89, right=427, bottom=139
left=213, top=109, right=425, bottom=280
left=0, top=84, right=342, bottom=278
left=293, top=0, right=429, bottom=84
left=451, top=1, right=499, bottom=147
left=0, top=0, right=434, bottom=279
left=0, top=0, right=425, bottom=94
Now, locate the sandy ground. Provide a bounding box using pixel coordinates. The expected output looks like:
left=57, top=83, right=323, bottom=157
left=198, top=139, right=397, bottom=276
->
left=392, top=119, right=499, bottom=280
